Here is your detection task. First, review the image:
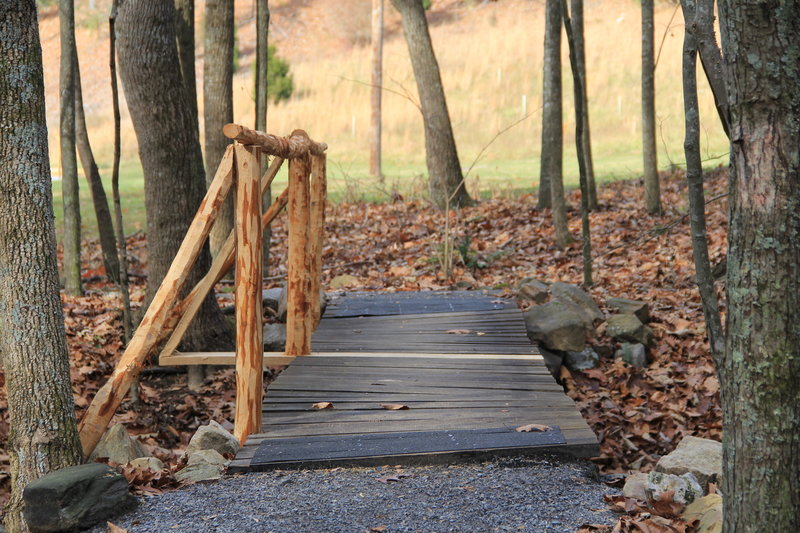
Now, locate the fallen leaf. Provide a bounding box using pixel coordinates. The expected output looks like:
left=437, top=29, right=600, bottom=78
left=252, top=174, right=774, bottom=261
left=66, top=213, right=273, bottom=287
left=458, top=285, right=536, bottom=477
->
left=312, top=402, right=334, bottom=409
left=446, top=329, right=472, bottom=334
left=367, top=526, right=387, bottom=532
left=515, top=423, right=551, bottom=432
left=376, top=472, right=413, bottom=483
left=107, top=523, right=129, bottom=533
left=380, top=403, right=410, bottom=410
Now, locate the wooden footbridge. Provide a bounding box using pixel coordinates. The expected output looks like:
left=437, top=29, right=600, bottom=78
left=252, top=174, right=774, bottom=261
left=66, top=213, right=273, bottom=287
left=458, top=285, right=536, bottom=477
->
left=76, top=124, right=597, bottom=469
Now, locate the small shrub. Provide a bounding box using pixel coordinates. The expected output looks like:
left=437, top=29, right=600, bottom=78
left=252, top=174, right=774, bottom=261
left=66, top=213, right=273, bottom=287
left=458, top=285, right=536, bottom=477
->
left=267, top=45, right=293, bottom=103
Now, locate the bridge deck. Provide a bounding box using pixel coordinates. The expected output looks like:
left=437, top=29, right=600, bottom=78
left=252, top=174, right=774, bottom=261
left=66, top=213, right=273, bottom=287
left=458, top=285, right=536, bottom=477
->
left=230, top=292, right=598, bottom=472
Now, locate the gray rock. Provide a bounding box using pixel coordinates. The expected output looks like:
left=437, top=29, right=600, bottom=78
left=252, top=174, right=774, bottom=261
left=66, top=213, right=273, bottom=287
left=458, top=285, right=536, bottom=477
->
left=175, top=449, right=228, bottom=483
left=517, top=279, right=550, bottom=305
left=89, top=423, right=149, bottom=464
left=524, top=301, right=587, bottom=352
left=186, top=420, right=240, bottom=457
left=23, top=463, right=133, bottom=532
left=615, top=343, right=648, bottom=367
left=277, top=285, right=328, bottom=322
left=646, top=471, right=704, bottom=506
left=263, top=322, right=287, bottom=352
left=538, top=346, right=564, bottom=378
left=551, top=282, right=604, bottom=324
left=655, top=436, right=722, bottom=489
left=565, top=347, right=600, bottom=371
left=622, top=472, right=649, bottom=501
left=606, top=314, right=654, bottom=346
left=128, top=457, right=165, bottom=471
left=262, top=288, right=283, bottom=312
left=607, top=297, right=650, bottom=323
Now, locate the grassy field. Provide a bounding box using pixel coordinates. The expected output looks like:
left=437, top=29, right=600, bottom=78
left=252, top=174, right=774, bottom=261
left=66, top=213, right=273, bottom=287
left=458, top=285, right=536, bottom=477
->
left=49, top=0, right=729, bottom=238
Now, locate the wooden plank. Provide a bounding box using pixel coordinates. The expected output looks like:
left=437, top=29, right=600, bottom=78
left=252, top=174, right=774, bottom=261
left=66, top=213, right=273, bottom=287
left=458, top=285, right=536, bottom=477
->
left=234, top=143, right=264, bottom=443
left=160, top=351, right=294, bottom=367
left=307, top=153, right=326, bottom=333
left=323, top=291, right=515, bottom=318
left=78, top=147, right=235, bottom=458
left=260, top=407, right=584, bottom=425
left=261, top=398, right=574, bottom=411
left=285, top=155, right=312, bottom=356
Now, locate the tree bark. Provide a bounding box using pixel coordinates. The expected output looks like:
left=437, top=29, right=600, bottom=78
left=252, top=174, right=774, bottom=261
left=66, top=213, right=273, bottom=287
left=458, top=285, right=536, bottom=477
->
left=562, top=0, right=592, bottom=286
left=74, top=48, right=121, bottom=283
left=117, top=1, right=232, bottom=354
left=60, top=0, right=82, bottom=295
left=680, top=0, right=724, bottom=361
left=391, top=0, right=472, bottom=209
left=642, top=0, right=660, bottom=214
left=204, top=0, right=235, bottom=257
left=0, top=3, right=83, bottom=530
left=692, top=0, right=729, bottom=137
left=538, top=0, right=560, bottom=211
left=255, top=0, right=272, bottom=276
left=174, top=0, right=198, bottom=131
left=718, top=1, right=800, bottom=530
left=370, top=0, right=384, bottom=179
left=570, top=0, right=597, bottom=210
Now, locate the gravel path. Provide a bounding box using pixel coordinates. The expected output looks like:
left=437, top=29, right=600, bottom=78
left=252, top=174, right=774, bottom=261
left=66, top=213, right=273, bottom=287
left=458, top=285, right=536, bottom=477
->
left=98, top=455, right=618, bottom=533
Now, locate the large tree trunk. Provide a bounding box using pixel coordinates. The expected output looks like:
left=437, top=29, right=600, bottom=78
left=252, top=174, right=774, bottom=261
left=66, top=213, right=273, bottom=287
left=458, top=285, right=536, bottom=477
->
left=641, top=0, right=660, bottom=214
left=60, top=0, right=82, bottom=295
left=391, top=0, right=472, bottom=209
left=570, top=0, right=597, bottom=210
left=74, top=48, right=121, bottom=283
left=541, top=0, right=571, bottom=247
left=255, top=0, right=272, bottom=275
left=718, top=1, right=800, bottom=530
left=117, top=1, right=232, bottom=354
left=204, top=0, right=234, bottom=257
left=370, top=0, right=384, bottom=179
left=0, top=3, right=83, bottom=530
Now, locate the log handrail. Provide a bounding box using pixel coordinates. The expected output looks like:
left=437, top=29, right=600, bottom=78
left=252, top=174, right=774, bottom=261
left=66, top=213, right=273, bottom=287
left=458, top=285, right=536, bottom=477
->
left=223, top=123, right=327, bottom=158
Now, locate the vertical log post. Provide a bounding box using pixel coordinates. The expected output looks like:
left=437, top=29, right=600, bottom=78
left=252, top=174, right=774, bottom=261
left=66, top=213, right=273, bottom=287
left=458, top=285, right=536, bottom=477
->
left=285, top=153, right=312, bottom=356
left=308, top=154, right=327, bottom=333
left=233, top=144, right=263, bottom=443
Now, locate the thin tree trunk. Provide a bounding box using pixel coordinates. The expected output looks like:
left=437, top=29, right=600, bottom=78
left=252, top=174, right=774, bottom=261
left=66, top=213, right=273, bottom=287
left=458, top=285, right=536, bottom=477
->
left=204, top=0, right=234, bottom=257
left=692, top=0, right=729, bottom=137
left=109, top=0, right=133, bottom=344
left=255, top=0, right=272, bottom=276
left=391, top=0, right=472, bottom=209
left=117, top=1, right=232, bottom=358
left=0, top=4, right=83, bottom=530
left=538, top=0, right=560, bottom=210
left=370, top=0, right=384, bottom=179
left=570, top=0, right=597, bottom=210
left=562, top=0, right=592, bottom=286
left=718, top=1, right=800, bottom=529
left=174, top=0, right=199, bottom=131
left=642, top=0, right=660, bottom=214
left=680, top=0, right=724, bottom=361
left=74, top=48, right=121, bottom=283
left=61, top=0, right=82, bottom=295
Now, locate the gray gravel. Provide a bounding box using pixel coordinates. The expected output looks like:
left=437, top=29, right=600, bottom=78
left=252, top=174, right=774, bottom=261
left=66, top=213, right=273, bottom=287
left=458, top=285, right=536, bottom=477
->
left=96, top=455, right=617, bottom=533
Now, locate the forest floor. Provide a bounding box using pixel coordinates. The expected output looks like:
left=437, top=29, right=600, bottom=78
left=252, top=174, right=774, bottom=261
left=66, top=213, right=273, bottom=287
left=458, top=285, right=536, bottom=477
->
left=0, top=168, right=726, bottom=531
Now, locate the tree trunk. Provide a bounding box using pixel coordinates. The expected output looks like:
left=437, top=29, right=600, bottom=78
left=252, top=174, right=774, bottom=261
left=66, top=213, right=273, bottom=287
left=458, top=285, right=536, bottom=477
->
left=718, top=1, right=800, bottom=530
left=562, top=0, right=592, bottom=286
left=570, top=0, right=597, bottom=210
left=538, top=0, right=560, bottom=211
left=174, top=0, right=198, bottom=131
left=680, top=0, right=724, bottom=361
left=0, top=4, right=83, bottom=530
left=117, top=1, right=232, bottom=354
left=693, top=0, right=729, bottom=137
left=60, top=0, right=82, bottom=295
left=74, top=48, right=121, bottom=283
left=370, top=0, right=384, bottom=179
left=204, top=0, right=235, bottom=257
left=641, top=0, right=660, bottom=214
left=391, top=0, right=472, bottom=209
left=255, top=0, right=272, bottom=276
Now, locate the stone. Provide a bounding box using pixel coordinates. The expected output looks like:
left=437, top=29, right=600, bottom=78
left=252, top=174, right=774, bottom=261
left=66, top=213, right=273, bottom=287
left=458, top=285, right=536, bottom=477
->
left=622, top=472, right=649, bottom=501
left=550, top=282, right=604, bottom=324
left=175, top=449, right=228, bottom=483
left=615, top=342, right=648, bottom=368
left=538, top=347, right=564, bottom=378
left=646, top=471, right=704, bottom=506
left=277, top=285, right=328, bottom=322
left=517, top=279, right=550, bottom=305
left=328, top=274, right=360, bottom=289
left=89, top=423, right=149, bottom=464
left=128, top=457, right=165, bottom=471
left=655, top=435, right=722, bottom=489
left=262, top=287, right=283, bottom=312
left=607, top=297, right=650, bottom=323
left=682, top=493, right=723, bottom=533
left=23, top=463, right=133, bottom=532
left=523, top=301, right=587, bottom=352
left=606, top=314, right=654, bottom=346
left=263, top=322, right=287, bottom=351
left=564, top=347, right=600, bottom=371
left=186, top=420, right=240, bottom=457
